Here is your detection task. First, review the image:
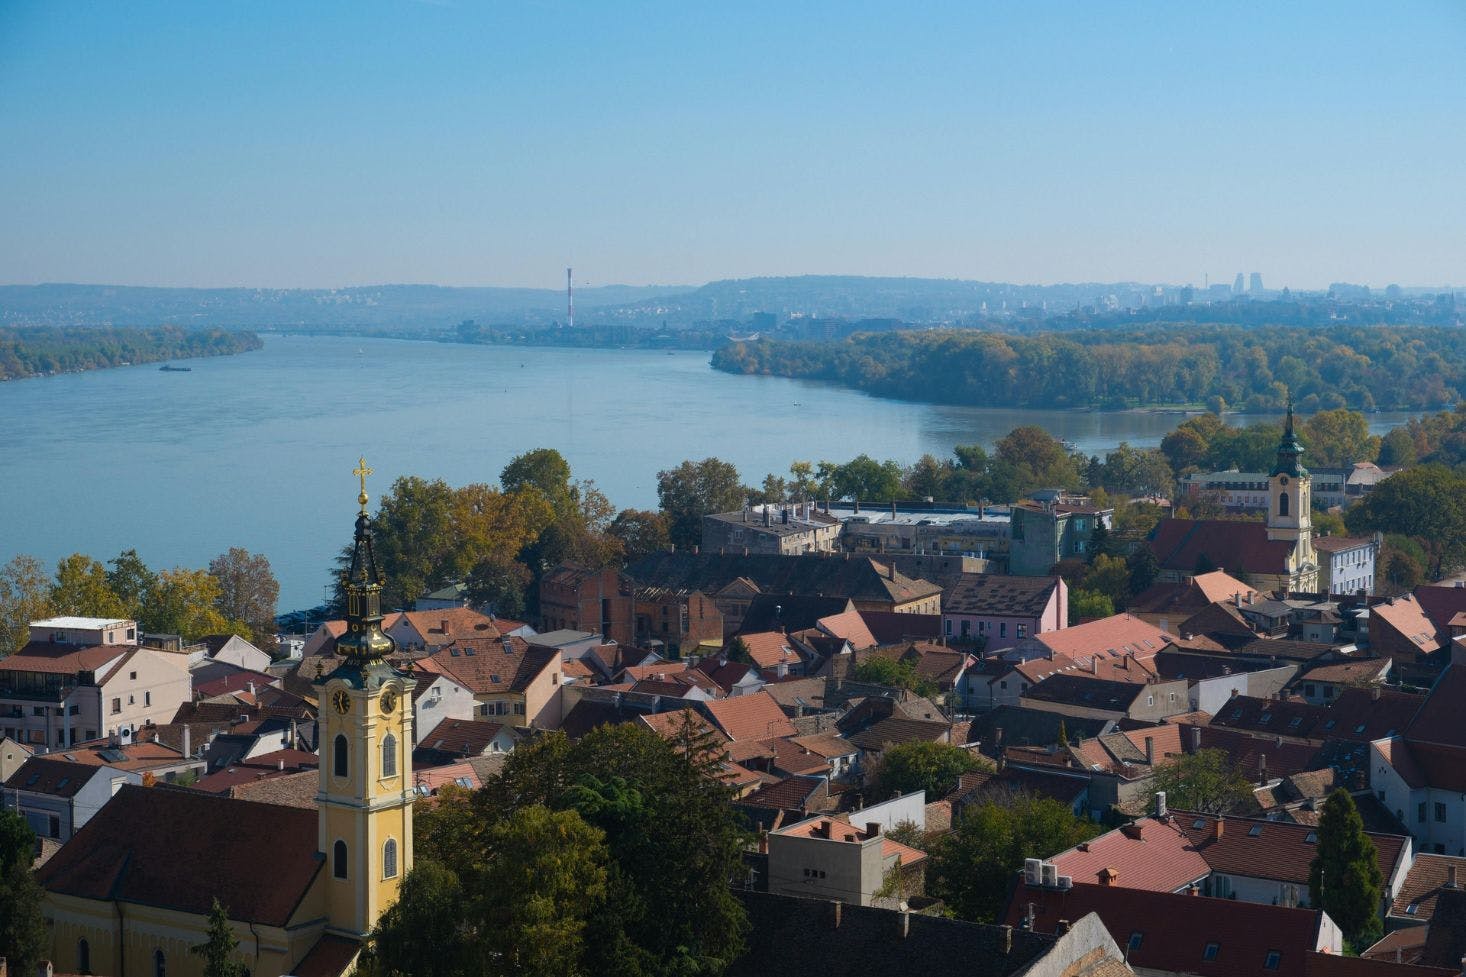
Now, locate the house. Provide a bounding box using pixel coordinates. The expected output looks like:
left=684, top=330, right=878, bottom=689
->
left=530, top=629, right=607, bottom=663
left=1292, top=659, right=1393, bottom=705
left=537, top=565, right=635, bottom=644
left=765, top=814, right=926, bottom=907
left=1008, top=493, right=1113, bottom=576
left=2, top=756, right=144, bottom=840
left=941, top=573, right=1067, bottom=650
left=1129, top=570, right=1257, bottom=632
left=632, top=586, right=723, bottom=656
left=1387, top=853, right=1466, bottom=928
left=702, top=502, right=841, bottom=555
left=0, top=617, right=192, bottom=748
left=1315, top=535, right=1381, bottom=596
left=1021, top=674, right=1192, bottom=722
left=1368, top=596, right=1444, bottom=676
left=383, top=607, right=507, bottom=653
left=737, top=631, right=809, bottom=677
left=420, top=637, right=563, bottom=728
left=699, top=691, right=798, bottom=742
left=1005, top=878, right=1344, bottom=975
left=0, top=735, right=35, bottom=782
left=1370, top=665, right=1466, bottom=856
left=1413, top=585, right=1466, bottom=644
left=728, top=890, right=1131, bottom=977
left=1024, top=613, right=1174, bottom=669
left=412, top=719, right=518, bottom=767
left=983, top=650, right=1158, bottom=710
left=409, top=669, right=478, bottom=743
left=829, top=501, right=1013, bottom=564
left=197, top=634, right=273, bottom=672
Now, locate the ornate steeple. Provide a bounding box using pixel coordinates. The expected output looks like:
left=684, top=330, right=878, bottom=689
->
left=1271, top=396, right=1307, bottom=478
left=335, top=457, right=396, bottom=668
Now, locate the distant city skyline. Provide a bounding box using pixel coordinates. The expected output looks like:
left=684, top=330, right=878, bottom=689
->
left=1, top=1, right=1462, bottom=291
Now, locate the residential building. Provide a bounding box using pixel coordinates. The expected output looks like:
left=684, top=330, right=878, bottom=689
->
left=2, top=756, right=143, bottom=840
left=702, top=502, right=841, bottom=555
left=1387, top=853, right=1466, bottom=929
left=765, top=814, right=926, bottom=907
left=941, top=573, right=1066, bottom=650
left=197, top=634, right=272, bottom=672
left=420, top=637, right=563, bottom=728
left=1368, top=595, right=1444, bottom=678
left=1008, top=492, right=1113, bottom=576
left=1315, top=535, right=1381, bottom=596
left=632, top=586, right=723, bottom=656
left=409, top=669, right=478, bottom=743
left=828, top=500, right=1011, bottom=562
left=0, top=618, right=191, bottom=748
left=537, top=565, right=635, bottom=644
left=1371, top=666, right=1466, bottom=855
left=1020, top=674, right=1192, bottom=723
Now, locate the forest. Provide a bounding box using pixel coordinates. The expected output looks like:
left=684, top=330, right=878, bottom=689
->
left=711, top=324, right=1466, bottom=412
left=0, top=325, right=262, bottom=380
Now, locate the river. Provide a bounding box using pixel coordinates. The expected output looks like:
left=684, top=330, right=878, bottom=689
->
left=0, top=335, right=1417, bottom=612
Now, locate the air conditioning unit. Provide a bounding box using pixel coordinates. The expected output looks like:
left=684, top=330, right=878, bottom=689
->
left=1041, top=862, right=1059, bottom=887
left=1024, top=858, right=1043, bottom=885
left=1057, top=875, right=1073, bottom=891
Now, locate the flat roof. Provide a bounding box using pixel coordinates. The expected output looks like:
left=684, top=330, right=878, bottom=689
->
left=532, top=629, right=599, bottom=646
left=31, top=616, right=133, bottom=629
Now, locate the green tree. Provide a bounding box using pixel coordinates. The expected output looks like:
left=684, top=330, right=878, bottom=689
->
left=464, top=552, right=534, bottom=619
left=0, top=555, right=53, bottom=655
left=478, top=724, right=749, bottom=977
left=656, top=457, right=747, bottom=550
left=145, top=568, right=231, bottom=639
left=1080, top=554, right=1132, bottom=609
left=993, top=426, right=1085, bottom=497
left=190, top=898, right=246, bottom=977
left=477, top=805, right=609, bottom=977
left=1309, top=789, right=1384, bottom=949
left=0, top=809, right=47, bottom=977
left=1097, top=443, right=1175, bottom=498
left=207, top=548, right=280, bottom=648
left=360, top=860, right=479, bottom=977
left=1376, top=427, right=1417, bottom=466
left=51, top=553, right=128, bottom=619
left=1347, top=465, right=1466, bottom=579
left=1301, top=409, right=1380, bottom=468
left=607, top=509, right=671, bottom=563
left=928, top=792, right=1098, bottom=922
left=1126, top=546, right=1161, bottom=596
left=107, top=549, right=157, bottom=620
left=501, top=448, right=574, bottom=504
left=1069, top=589, right=1115, bottom=624
left=826, top=454, right=906, bottom=502
left=1151, top=748, right=1253, bottom=815
left=851, top=655, right=936, bottom=697
left=874, top=740, right=989, bottom=799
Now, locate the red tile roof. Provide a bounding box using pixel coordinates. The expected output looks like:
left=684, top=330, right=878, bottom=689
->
left=1149, top=518, right=1297, bottom=576
left=421, top=637, right=558, bottom=694
left=1051, top=816, right=1209, bottom=891
left=36, top=784, right=321, bottom=926
left=1035, top=614, right=1172, bottom=665
left=1174, top=812, right=1407, bottom=887
left=1388, top=853, right=1466, bottom=922
left=815, top=610, right=878, bottom=650
left=701, top=691, right=798, bottom=741
left=0, top=642, right=129, bottom=675
left=291, top=934, right=361, bottom=977
left=1405, top=665, right=1466, bottom=749
left=737, top=632, right=805, bottom=671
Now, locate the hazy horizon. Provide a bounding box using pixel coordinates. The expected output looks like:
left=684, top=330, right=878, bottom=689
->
left=3, top=2, right=1463, bottom=291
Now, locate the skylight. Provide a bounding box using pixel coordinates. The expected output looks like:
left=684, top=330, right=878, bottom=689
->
left=1203, top=943, right=1220, bottom=961
left=1264, top=951, right=1281, bottom=970
left=1193, top=818, right=1206, bottom=829
left=1305, top=832, right=1317, bottom=843
left=1248, top=824, right=1263, bottom=837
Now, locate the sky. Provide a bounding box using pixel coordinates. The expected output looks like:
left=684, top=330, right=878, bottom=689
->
left=1, top=1, right=1462, bottom=291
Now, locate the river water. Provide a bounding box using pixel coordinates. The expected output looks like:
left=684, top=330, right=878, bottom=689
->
left=0, top=335, right=1416, bottom=612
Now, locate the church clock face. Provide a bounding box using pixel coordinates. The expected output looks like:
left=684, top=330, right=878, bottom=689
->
left=1280, top=476, right=1289, bottom=485
left=380, top=689, right=398, bottom=715
left=332, top=689, right=351, bottom=714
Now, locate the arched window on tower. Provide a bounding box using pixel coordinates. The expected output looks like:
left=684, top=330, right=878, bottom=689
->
left=334, top=734, right=348, bottom=777
left=1279, top=492, right=1290, bottom=517
left=154, top=949, right=166, bottom=977
left=382, top=732, right=397, bottom=778
left=334, top=840, right=348, bottom=879
left=383, top=838, right=399, bottom=879
left=78, top=938, right=90, bottom=974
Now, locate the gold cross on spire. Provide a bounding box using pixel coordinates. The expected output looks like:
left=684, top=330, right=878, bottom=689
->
left=353, top=456, right=374, bottom=513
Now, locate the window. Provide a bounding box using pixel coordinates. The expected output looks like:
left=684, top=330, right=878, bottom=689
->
left=77, top=940, right=90, bottom=974
left=1128, top=932, right=1143, bottom=952
left=334, top=840, right=348, bottom=879
left=145, top=691, right=151, bottom=706
left=1278, top=492, right=1290, bottom=517
left=111, top=698, right=122, bottom=714
left=382, top=733, right=397, bottom=777
left=1147, top=695, right=1155, bottom=706
left=333, top=734, right=349, bottom=778
left=129, top=671, right=137, bottom=680
left=383, top=838, right=399, bottom=879
left=154, top=949, right=166, bottom=977
left=1202, top=943, right=1220, bottom=962
left=1017, top=625, right=1027, bottom=639
left=944, top=620, right=952, bottom=636
left=1249, top=824, right=1263, bottom=837
left=960, top=620, right=970, bottom=638
left=1264, top=951, right=1281, bottom=970
left=1436, top=802, right=1448, bottom=823
left=1304, top=684, right=1316, bottom=697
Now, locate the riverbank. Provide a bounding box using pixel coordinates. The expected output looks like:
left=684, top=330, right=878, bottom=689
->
left=0, top=325, right=263, bottom=381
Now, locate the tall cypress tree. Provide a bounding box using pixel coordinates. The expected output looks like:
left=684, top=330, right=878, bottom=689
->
left=0, top=810, right=47, bottom=977
left=1308, top=789, right=1384, bottom=948
left=190, top=899, right=245, bottom=977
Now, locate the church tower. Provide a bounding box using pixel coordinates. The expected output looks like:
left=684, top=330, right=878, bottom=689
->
left=315, top=458, right=415, bottom=939
left=1266, top=402, right=1317, bottom=589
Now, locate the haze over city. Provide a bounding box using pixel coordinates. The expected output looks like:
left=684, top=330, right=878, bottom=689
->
left=2, top=1, right=1463, bottom=291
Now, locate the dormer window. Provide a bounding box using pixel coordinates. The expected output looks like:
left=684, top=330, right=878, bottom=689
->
left=1203, top=943, right=1220, bottom=961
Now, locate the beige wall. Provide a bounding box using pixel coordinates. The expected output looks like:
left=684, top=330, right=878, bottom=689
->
left=101, top=649, right=192, bottom=740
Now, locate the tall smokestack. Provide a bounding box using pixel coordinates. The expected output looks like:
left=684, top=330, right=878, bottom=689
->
left=567, top=267, right=575, bottom=328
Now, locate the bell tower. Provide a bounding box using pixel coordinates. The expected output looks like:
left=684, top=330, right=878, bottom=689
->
left=1266, top=401, right=1317, bottom=589
left=315, top=458, right=416, bottom=939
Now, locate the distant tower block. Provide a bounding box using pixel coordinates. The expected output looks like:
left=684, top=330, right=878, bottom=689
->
left=1233, top=273, right=1245, bottom=295
left=567, top=267, right=575, bottom=328
left=1250, top=272, right=1264, bottom=294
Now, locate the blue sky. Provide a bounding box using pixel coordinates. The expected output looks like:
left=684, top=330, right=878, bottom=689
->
left=1, top=1, right=1462, bottom=290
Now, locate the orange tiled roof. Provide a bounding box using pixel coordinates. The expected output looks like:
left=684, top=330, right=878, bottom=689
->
left=702, top=691, right=798, bottom=741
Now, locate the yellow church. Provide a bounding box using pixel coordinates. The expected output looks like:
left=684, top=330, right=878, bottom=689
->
left=35, top=463, right=414, bottom=977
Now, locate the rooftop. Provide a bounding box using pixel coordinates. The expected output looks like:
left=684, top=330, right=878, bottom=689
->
left=31, top=616, right=133, bottom=629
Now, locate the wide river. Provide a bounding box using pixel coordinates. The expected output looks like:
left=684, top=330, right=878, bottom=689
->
left=0, top=335, right=1417, bottom=612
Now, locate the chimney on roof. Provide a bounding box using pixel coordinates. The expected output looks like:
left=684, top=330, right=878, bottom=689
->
left=278, top=758, right=285, bottom=771
left=866, top=821, right=882, bottom=838
left=1055, top=919, right=1071, bottom=936
left=692, top=545, right=699, bottom=555
left=1214, top=818, right=1225, bottom=840
left=246, top=681, right=256, bottom=697
left=1372, top=685, right=1381, bottom=701
left=1099, top=867, right=1119, bottom=886
left=183, top=725, right=191, bottom=759
left=36, top=963, right=51, bottom=977
left=1449, top=865, right=1458, bottom=889
left=888, top=562, right=895, bottom=581
left=1091, top=657, right=1098, bottom=674
left=829, top=900, right=842, bottom=929
left=1235, top=592, right=1242, bottom=608
left=1155, top=791, right=1168, bottom=819
left=757, top=828, right=769, bottom=855
left=1258, top=753, right=1268, bottom=785
left=900, top=911, right=911, bottom=940
left=1000, top=925, right=1013, bottom=954
left=1023, top=902, right=1036, bottom=930
left=1144, top=736, right=1154, bottom=764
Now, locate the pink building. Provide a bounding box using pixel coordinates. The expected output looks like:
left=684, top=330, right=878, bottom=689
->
left=941, top=574, right=1067, bottom=651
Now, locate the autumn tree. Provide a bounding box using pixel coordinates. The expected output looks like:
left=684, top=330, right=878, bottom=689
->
left=1301, top=409, right=1380, bottom=468
left=874, top=741, right=989, bottom=799
left=851, top=656, right=936, bottom=697
left=0, top=809, right=46, bottom=977
left=190, top=899, right=246, bottom=977
left=0, top=555, right=53, bottom=655
left=51, top=553, right=128, bottom=619
left=990, top=426, right=1084, bottom=500
left=1347, top=464, right=1466, bottom=579
left=928, top=792, right=1098, bottom=923
left=107, top=549, right=158, bottom=620
left=1151, top=748, right=1253, bottom=815
left=208, top=548, right=280, bottom=648
left=607, top=509, right=671, bottom=563
left=145, top=568, right=231, bottom=639
left=1309, top=789, right=1384, bottom=949
left=656, top=457, right=746, bottom=550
